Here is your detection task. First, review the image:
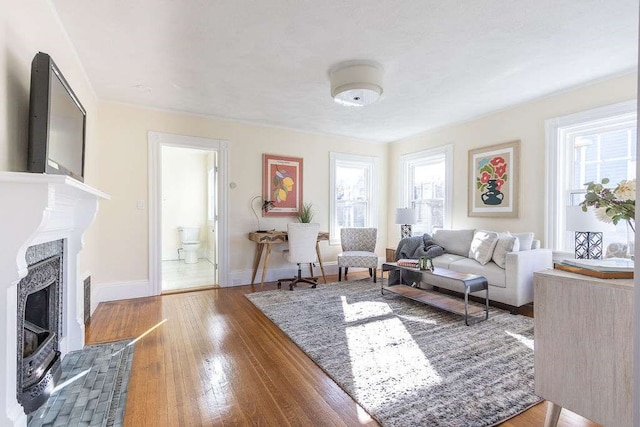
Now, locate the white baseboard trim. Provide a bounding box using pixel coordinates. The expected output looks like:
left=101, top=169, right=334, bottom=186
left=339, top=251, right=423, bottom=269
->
left=91, top=280, right=152, bottom=314
left=227, top=258, right=384, bottom=286
left=91, top=258, right=386, bottom=309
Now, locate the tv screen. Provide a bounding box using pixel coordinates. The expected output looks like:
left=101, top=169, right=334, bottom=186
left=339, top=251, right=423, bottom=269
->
left=28, top=52, right=86, bottom=182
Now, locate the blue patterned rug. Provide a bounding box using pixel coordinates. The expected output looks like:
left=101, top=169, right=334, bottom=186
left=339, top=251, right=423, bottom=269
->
left=28, top=340, right=134, bottom=427
left=246, top=280, right=541, bottom=427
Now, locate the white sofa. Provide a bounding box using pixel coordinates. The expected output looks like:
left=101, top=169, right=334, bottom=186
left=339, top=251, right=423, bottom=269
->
left=426, top=229, right=552, bottom=308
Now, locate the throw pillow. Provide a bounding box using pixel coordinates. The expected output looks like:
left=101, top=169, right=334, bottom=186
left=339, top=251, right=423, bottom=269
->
left=492, top=234, right=520, bottom=268
left=512, top=232, right=534, bottom=251
left=468, top=230, right=499, bottom=265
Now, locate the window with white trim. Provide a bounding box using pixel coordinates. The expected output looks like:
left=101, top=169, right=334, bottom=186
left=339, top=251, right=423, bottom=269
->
left=546, top=101, right=636, bottom=252
left=401, top=145, right=453, bottom=236
left=329, top=153, right=379, bottom=244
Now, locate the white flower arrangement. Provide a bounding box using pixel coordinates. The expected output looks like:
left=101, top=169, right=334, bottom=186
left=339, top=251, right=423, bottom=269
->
left=580, top=178, right=635, bottom=231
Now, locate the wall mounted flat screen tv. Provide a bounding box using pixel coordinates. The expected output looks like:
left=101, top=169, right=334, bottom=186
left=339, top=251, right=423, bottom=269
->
left=28, top=52, right=86, bottom=182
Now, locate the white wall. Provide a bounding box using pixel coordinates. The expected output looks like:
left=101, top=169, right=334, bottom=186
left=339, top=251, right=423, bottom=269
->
left=92, top=102, right=389, bottom=289
left=161, top=146, right=208, bottom=260
left=1, top=1, right=101, bottom=295
left=388, top=73, right=638, bottom=249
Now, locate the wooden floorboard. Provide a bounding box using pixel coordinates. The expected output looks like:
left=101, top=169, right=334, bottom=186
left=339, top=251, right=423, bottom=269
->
left=85, top=271, right=600, bottom=426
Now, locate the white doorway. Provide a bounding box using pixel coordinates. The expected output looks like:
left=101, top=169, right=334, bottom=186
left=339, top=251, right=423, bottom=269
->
left=148, top=132, right=229, bottom=295
left=160, top=146, right=216, bottom=292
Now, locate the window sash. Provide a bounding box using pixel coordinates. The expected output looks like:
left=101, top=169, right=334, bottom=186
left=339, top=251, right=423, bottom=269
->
left=545, top=101, right=637, bottom=252
left=401, top=145, right=452, bottom=236
left=329, top=153, right=379, bottom=244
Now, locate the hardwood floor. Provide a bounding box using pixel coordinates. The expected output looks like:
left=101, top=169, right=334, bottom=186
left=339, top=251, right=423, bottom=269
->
left=86, top=272, right=600, bottom=426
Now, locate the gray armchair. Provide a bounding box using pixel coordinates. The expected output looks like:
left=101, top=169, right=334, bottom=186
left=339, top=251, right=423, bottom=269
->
left=337, top=227, right=378, bottom=282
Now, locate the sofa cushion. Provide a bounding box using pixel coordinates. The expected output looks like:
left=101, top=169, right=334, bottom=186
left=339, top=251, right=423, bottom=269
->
left=468, top=230, right=499, bottom=265
left=512, top=232, right=534, bottom=251
left=447, top=258, right=507, bottom=288
left=492, top=234, right=520, bottom=269
left=432, top=253, right=467, bottom=269
left=432, top=229, right=475, bottom=257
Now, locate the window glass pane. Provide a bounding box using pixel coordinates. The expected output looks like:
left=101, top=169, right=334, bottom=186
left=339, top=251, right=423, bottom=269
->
left=571, top=128, right=635, bottom=188
left=410, top=158, right=445, bottom=235
left=580, top=137, right=598, bottom=162
left=600, top=129, right=628, bottom=160
left=336, top=165, right=367, bottom=202
left=583, top=166, right=597, bottom=184
left=336, top=201, right=367, bottom=228
left=600, top=160, right=628, bottom=184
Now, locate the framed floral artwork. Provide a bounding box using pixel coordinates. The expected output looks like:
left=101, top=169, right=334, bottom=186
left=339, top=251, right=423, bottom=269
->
left=468, top=140, right=520, bottom=218
left=263, top=154, right=303, bottom=217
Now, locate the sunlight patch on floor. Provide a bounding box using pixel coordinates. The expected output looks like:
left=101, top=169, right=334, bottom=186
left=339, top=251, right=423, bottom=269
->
left=396, top=313, right=437, bottom=325
left=50, top=368, right=90, bottom=394
left=505, top=330, right=534, bottom=350
left=341, top=298, right=442, bottom=408
left=340, top=295, right=392, bottom=322
left=356, top=402, right=375, bottom=424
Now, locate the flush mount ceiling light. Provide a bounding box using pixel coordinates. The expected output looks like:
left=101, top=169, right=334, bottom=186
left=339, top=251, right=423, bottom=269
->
left=330, top=62, right=383, bottom=107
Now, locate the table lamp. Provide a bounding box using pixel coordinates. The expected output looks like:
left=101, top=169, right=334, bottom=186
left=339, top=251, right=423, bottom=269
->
left=395, top=208, right=417, bottom=239
left=250, top=195, right=274, bottom=232
left=565, top=206, right=614, bottom=259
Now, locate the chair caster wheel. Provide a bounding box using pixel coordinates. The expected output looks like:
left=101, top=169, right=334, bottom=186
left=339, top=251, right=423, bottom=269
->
left=289, top=284, right=294, bottom=291
left=311, top=284, right=317, bottom=288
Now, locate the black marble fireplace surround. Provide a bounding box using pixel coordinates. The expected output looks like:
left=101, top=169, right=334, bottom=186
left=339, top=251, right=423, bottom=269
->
left=16, top=240, right=64, bottom=413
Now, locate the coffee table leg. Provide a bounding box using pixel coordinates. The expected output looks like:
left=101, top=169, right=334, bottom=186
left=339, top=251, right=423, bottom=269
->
left=464, top=285, right=470, bottom=326
left=485, top=286, right=490, bottom=320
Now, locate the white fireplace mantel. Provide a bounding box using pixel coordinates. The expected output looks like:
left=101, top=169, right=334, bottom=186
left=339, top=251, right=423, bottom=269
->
left=0, top=172, right=109, bottom=426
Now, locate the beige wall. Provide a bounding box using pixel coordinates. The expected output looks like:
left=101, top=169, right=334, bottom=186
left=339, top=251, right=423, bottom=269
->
left=388, top=73, right=638, bottom=248
left=1, top=0, right=100, bottom=278
left=161, top=146, right=208, bottom=260
left=1, top=1, right=636, bottom=291
left=93, top=102, right=388, bottom=287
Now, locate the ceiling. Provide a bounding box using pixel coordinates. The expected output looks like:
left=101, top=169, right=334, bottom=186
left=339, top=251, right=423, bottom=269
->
left=51, top=0, right=639, bottom=143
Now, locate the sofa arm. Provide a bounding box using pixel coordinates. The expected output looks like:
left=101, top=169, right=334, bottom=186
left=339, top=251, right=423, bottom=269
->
left=504, top=249, right=553, bottom=306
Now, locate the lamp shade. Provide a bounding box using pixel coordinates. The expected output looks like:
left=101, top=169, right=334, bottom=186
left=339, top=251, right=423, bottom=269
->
left=565, top=206, right=615, bottom=232
left=395, top=208, right=417, bottom=225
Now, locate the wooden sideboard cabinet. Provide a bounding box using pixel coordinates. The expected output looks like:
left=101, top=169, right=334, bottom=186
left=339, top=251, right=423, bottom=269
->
left=534, top=269, right=633, bottom=427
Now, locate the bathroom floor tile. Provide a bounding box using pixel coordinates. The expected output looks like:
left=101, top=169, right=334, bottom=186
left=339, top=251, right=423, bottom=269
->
left=161, top=260, right=217, bottom=292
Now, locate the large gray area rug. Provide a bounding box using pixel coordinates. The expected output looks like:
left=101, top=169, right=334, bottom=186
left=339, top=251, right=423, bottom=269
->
left=29, top=340, right=134, bottom=427
left=246, top=280, right=541, bottom=427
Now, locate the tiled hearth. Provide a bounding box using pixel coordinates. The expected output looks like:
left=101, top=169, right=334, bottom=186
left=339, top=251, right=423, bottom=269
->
left=0, top=173, right=108, bottom=427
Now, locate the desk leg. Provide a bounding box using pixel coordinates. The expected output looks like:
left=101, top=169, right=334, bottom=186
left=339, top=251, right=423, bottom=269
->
left=316, top=243, right=327, bottom=283
left=260, top=244, right=272, bottom=287
left=544, top=403, right=562, bottom=427
left=251, top=243, right=265, bottom=285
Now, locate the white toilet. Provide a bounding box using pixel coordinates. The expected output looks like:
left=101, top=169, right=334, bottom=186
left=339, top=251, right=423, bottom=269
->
left=178, top=226, right=201, bottom=264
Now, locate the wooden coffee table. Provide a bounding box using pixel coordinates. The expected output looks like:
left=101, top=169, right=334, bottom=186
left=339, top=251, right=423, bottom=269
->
left=381, top=262, right=489, bottom=325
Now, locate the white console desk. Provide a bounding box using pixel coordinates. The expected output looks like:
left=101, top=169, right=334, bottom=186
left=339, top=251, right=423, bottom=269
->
left=534, top=269, right=633, bottom=427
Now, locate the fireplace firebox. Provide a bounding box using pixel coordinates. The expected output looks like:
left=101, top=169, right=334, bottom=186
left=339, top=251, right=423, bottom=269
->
left=16, top=240, right=64, bottom=413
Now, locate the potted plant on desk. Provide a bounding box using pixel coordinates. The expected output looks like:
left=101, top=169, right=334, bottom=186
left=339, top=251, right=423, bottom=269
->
left=296, top=202, right=314, bottom=223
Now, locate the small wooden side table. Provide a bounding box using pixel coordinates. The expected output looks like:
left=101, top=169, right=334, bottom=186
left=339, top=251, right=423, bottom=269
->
left=385, top=248, right=396, bottom=262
